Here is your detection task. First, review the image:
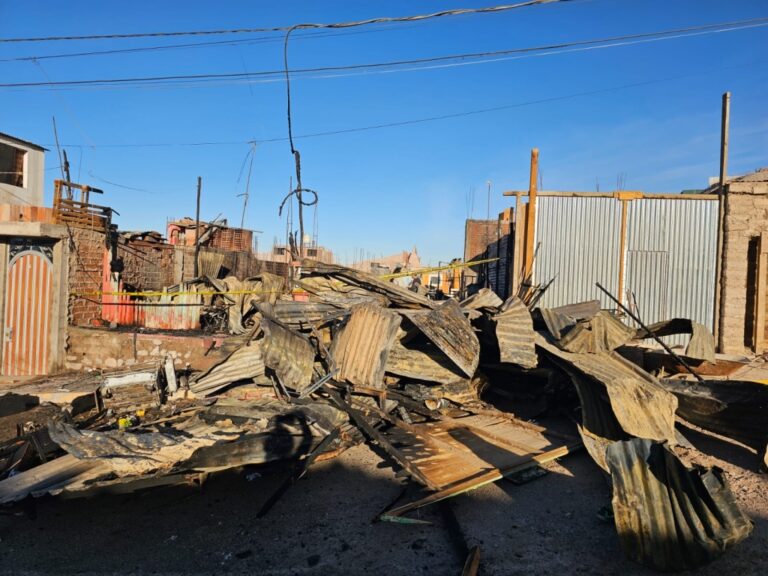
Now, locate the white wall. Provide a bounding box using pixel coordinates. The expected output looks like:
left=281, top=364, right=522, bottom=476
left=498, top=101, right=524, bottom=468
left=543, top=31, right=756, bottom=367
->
left=0, top=137, right=45, bottom=207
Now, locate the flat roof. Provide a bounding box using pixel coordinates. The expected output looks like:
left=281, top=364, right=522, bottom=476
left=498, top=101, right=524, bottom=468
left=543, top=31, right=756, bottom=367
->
left=0, top=132, right=48, bottom=152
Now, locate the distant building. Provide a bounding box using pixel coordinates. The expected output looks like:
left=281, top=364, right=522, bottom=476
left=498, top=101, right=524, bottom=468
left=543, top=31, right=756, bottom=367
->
left=0, top=132, right=46, bottom=206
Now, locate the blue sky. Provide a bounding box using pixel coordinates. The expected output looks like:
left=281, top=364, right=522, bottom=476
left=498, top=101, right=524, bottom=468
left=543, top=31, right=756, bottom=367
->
left=2, top=0, right=767, bottom=264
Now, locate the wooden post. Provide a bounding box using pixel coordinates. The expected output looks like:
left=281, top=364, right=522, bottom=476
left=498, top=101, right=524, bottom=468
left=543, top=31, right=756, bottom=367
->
left=754, top=231, right=767, bottom=355
left=194, top=176, right=202, bottom=278
left=523, top=149, right=539, bottom=280
left=613, top=191, right=643, bottom=308
left=714, top=92, right=731, bottom=349
left=617, top=198, right=629, bottom=307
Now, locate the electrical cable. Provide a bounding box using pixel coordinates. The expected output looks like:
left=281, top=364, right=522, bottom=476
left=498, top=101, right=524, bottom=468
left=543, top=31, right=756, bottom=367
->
left=0, top=26, right=410, bottom=63
left=3, top=17, right=765, bottom=89
left=0, top=1, right=570, bottom=43
left=34, top=57, right=767, bottom=151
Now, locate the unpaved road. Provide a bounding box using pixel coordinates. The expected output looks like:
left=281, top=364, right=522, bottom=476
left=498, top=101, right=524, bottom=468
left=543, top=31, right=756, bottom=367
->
left=0, top=422, right=765, bottom=576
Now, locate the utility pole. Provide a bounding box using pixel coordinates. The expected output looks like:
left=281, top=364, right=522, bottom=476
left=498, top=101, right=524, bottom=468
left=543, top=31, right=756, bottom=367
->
left=194, top=176, right=202, bottom=278
left=239, top=144, right=256, bottom=229
left=714, top=92, right=731, bottom=348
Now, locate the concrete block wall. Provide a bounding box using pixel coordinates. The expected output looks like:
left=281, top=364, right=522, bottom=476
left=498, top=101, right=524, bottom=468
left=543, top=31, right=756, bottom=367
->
left=64, top=326, right=225, bottom=372
left=719, top=181, right=768, bottom=354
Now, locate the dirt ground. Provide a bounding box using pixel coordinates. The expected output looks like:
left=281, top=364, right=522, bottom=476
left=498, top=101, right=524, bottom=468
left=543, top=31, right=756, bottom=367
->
left=0, top=418, right=765, bottom=576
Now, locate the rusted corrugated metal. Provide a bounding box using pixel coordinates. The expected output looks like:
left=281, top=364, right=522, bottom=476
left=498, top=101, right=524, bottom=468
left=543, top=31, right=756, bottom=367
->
left=404, top=299, right=480, bottom=377
left=302, top=259, right=435, bottom=309
left=558, top=311, right=635, bottom=354
left=139, top=287, right=201, bottom=330
left=537, top=337, right=677, bottom=443
left=3, top=242, right=53, bottom=376
left=494, top=297, right=537, bottom=368
left=606, top=438, right=753, bottom=571
left=271, top=300, right=347, bottom=328
left=460, top=288, right=502, bottom=311
left=331, top=303, right=400, bottom=389
left=190, top=339, right=265, bottom=396
left=261, top=315, right=315, bottom=393
left=385, top=340, right=467, bottom=384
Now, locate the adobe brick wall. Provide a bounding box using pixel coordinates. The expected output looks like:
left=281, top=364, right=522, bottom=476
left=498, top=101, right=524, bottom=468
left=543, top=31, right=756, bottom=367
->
left=719, top=180, right=768, bottom=354
left=64, top=326, right=226, bottom=372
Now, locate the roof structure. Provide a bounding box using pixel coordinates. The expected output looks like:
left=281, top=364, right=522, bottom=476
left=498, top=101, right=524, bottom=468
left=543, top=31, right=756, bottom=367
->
left=0, top=132, right=48, bottom=152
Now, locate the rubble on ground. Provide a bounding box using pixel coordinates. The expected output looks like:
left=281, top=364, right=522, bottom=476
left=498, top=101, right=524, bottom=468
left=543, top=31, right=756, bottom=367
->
left=0, top=259, right=765, bottom=572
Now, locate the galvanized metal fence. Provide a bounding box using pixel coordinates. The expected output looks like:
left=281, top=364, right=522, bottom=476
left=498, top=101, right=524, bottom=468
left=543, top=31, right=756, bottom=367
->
left=533, top=194, right=718, bottom=344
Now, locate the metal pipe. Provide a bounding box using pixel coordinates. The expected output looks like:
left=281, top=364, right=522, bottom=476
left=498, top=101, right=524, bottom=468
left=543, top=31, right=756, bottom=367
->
left=595, top=282, right=704, bottom=383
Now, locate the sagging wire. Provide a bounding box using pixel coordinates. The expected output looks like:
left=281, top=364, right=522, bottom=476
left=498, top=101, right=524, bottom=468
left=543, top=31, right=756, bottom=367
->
left=282, top=24, right=320, bottom=260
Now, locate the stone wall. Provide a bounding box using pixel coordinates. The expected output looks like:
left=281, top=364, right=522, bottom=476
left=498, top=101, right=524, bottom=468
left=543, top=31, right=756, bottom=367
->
left=719, top=180, right=768, bottom=354
left=65, top=326, right=226, bottom=372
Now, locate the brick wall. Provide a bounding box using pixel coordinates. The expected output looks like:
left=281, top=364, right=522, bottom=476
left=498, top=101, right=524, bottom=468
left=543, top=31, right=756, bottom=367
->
left=719, top=180, right=768, bottom=354
left=210, top=227, right=253, bottom=252
left=118, top=239, right=176, bottom=290
left=67, top=227, right=107, bottom=326
left=65, top=326, right=226, bottom=372
left=464, top=212, right=514, bottom=297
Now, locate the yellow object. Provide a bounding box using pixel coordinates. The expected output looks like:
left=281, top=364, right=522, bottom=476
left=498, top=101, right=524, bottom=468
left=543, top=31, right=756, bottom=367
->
left=380, top=257, right=499, bottom=280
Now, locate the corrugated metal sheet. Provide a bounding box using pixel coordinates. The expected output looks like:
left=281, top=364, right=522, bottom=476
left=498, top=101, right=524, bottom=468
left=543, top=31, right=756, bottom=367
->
left=494, top=298, right=537, bottom=368
left=3, top=244, right=53, bottom=376
left=625, top=198, right=718, bottom=345
left=606, top=438, right=753, bottom=571
left=404, top=299, right=480, bottom=377
left=534, top=197, right=622, bottom=309
left=537, top=336, right=678, bottom=443
left=331, top=303, right=400, bottom=389
left=558, top=311, right=635, bottom=354
left=385, top=340, right=467, bottom=384
left=190, top=339, right=265, bottom=396
left=460, top=288, right=502, bottom=311
left=533, top=196, right=718, bottom=347
left=260, top=316, right=315, bottom=393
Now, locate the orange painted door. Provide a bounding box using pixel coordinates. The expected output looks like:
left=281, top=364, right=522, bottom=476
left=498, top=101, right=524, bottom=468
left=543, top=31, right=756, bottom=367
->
left=2, top=241, right=54, bottom=376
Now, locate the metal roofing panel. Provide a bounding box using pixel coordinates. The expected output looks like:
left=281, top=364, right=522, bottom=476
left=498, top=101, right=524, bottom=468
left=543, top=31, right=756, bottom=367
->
left=385, top=341, right=467, bottom=384
left=494, top=298, right=537, bottom=368
left=405, top=299, right=480, bottom=377
left=331, top=303, right=400, bottom=389
left=261, top=316, right=315, bottom=393
left=190, top=339, right=265, bottom=396
left=537, top=336, right=678, bottom=443
left=606, top=438, right=752, bottom=571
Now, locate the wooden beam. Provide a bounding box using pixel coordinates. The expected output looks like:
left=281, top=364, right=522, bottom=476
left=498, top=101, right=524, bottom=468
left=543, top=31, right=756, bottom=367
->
left=523, top=148, right=539, bottom=280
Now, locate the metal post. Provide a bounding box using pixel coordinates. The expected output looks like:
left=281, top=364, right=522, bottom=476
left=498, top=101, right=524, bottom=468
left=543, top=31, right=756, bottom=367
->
left=714, top=92, right=730, bottom=349
left=194, top=176, right=202, bottom=278
left=596, top=282, right=704, bottom=383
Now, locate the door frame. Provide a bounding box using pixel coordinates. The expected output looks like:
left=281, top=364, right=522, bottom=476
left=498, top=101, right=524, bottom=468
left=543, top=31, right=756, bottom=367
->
left=0, top=223, right=69, bottom=377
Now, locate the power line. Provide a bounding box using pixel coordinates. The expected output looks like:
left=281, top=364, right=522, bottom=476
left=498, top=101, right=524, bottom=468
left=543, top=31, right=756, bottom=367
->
left=0, top=1, right=570, bottom=43
left=0, top=26, right=408, bottom=63
left=3, top=17, right=765, bottom=90
left=42, top=58, right=765, bottom=150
